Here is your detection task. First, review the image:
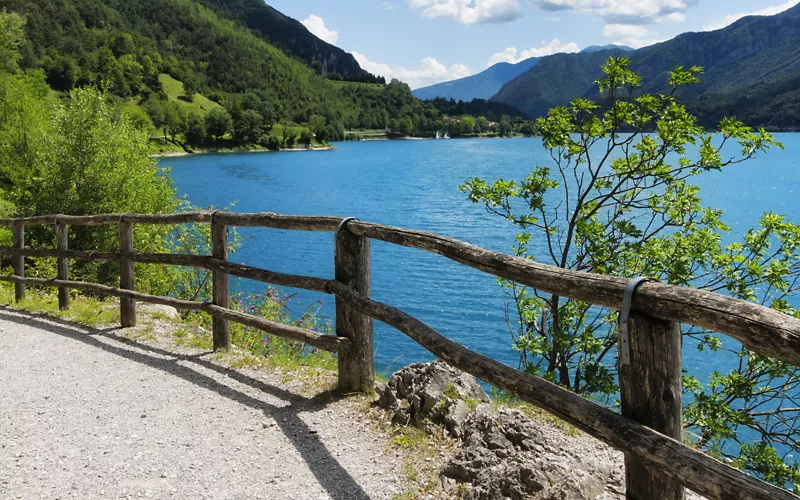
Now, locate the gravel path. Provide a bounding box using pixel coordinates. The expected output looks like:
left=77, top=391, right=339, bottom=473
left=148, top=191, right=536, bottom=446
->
left=0, top=308, right=408, bottom=499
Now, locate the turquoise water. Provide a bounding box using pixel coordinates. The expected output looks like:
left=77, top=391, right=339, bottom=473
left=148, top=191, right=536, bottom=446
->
left=159, top=136, right=800, bottom=377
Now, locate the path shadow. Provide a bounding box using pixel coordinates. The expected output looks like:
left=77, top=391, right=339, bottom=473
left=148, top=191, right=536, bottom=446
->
left=0, top=308, right=370, bottom=500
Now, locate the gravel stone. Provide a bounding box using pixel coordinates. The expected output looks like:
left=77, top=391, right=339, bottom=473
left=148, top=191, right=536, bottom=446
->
left=0, top=309, right=406, bottom=499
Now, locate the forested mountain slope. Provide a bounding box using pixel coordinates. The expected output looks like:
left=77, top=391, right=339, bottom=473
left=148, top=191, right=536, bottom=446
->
left=200, top=0, right=367, bottom=78
left=492, top=4, right=800, bottom=128
left=0, top=0, right=441, bottom=137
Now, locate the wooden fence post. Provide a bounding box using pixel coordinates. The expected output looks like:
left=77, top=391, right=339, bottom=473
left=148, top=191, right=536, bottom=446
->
left=56, top=219, right=69, bottom=310
left=619, top=310, right=685, bottom=500
left=211, top=218, right=230, bottom=350
left=12, top=220, right=24, bottom=303
left=334, top=220, right=374, bottom=393
left=119, top=218, right=136, bottom=327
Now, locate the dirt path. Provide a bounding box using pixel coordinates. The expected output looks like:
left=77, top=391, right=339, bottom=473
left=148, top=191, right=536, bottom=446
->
left=0, top=308, right=407, bottom=499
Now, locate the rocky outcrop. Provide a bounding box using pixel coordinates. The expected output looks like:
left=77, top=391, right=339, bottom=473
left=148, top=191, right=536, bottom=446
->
left=442, top=404, right=620, bottom=499
left=378, top=360, right=650, bottom=499
left=377, top=359, right=489, bottom=438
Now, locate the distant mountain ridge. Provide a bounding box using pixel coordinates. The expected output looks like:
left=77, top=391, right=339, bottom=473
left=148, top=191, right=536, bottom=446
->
left=412, top=57, right=540, bottom=102
left=581, top=44, right=634, bottom=53
left=491, top=5, right=800, bottom=128
left=412, top=44, right=633, bottom=103
left=200, top=0, right=366, bottom=77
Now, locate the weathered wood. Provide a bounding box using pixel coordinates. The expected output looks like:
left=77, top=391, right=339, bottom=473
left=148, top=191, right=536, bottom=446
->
left=326, top=280, right=797, bottom=500
left=119, top=220, right=135, bottom=327
left=12, top=221, right=24, bottom=302
left=0, top=275, right=347, bottom=353
left=0, top=248, right=331, bottom=293
left=56, top=222, right=69, bottom=310
left=347, top=221, right=800, bottom=367
left=214, top=212, right=341, bottom=231
left=211, top=220, right=230, bottom=350
left=0, top=212, right=341, bottom=231
left=334, top=227, right=374, bottom=393
left=207, top=305, right=349, bottom=353
left=0, top=212, right=211, bottom=227
left=619, top=312, right=684, bottom=500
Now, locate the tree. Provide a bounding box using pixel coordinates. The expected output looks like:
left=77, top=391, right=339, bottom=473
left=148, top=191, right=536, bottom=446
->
left=233, top=109, right=263, bottom=143
left=6, top=86, right=177, bottom=290
left=0, top=11, right=25, bottom=73
left=461, top=115, right=476, bottom=135
left=182, top=78, right=197, bottom=102
left=476, top=116, right=490, bottom=133
left=163, top=101, right=187, bottom=142
left=497, top=115, right=512, bottom=136
left=461, top=57, right=798, bottom=488
left=185, top=112, right=206, bottom=145
left=204, top=107, right=231, bottom=140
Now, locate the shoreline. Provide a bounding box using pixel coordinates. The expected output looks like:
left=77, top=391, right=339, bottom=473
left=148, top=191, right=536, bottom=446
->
left=150, top=144, right=336, bottom=159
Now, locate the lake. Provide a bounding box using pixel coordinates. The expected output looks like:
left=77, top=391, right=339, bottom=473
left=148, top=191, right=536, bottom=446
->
left=159, top=136, right=800, bottom=379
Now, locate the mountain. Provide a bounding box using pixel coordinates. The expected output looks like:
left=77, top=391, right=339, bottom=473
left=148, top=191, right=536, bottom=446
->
left=412, top=57, right=540, bottom=102
left=200, top=0, right=366, bottom=78
left=492, top=4, right=800, bottom=129
left=581, top=44, right=634, bottom=53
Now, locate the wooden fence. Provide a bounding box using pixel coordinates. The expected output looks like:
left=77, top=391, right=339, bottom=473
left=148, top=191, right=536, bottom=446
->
left=1, top=211, right=799, bottom=500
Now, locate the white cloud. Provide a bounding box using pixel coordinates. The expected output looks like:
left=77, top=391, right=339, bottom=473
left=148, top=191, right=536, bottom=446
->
left=534, top=0, right=696, bottom=24
left=300, top=15, right=339, bottom=45
left=382, top=1, right=395, bottom=10
left=603, top=24, right=664, bottom=48
left=703, top=0, right=799, bottom=31
left=406, top=0, right=523, bottom=24
left=353, top=52, right=473, bottom=89
left=486, top=39, right=580, bottom=66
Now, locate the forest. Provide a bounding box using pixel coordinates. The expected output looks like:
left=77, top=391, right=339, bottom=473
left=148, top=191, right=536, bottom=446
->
left=0, top=0, right=533, bottom=151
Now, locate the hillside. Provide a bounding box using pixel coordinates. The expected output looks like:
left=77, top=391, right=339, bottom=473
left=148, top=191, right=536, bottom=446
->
left=412, top=57, right=540, bottom=102
left=1, top=0, right=462, bottom=142
left=200, top=0, right=367, bottom=78
left=492, top=5, right=800, bottom=128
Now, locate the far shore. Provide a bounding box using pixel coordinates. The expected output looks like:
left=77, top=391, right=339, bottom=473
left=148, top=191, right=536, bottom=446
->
left=150, top=144, right=336, bottom=158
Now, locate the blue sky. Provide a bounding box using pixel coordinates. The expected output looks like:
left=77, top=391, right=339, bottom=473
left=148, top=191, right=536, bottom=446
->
left=268, top=0, right=799, bottom=89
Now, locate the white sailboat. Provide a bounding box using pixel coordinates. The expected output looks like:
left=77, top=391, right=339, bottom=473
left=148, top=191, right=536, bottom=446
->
left=435, top=131, right=441, bottom=139
left=444, top=131, right=450, bottom=139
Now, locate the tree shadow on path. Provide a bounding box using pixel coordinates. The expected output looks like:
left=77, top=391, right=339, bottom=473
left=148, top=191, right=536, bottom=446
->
left=0, top=308, right=372, bottom=500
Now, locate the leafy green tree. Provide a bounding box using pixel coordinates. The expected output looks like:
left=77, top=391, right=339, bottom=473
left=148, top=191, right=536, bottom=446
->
left=233, top=109, right=263, bottom=143
left=497, top=115, right=512, bottom=136
left=182, top=78, right=197, bottom=102
left=519, top=121, right=536, bottom=137
left=476, top=116, right=490, bottom=133
left=0, top=10, right=25, bottom=73
left=461, top=115, right=476, bottom=135
left=185, top=112, right=206, bottom=145
left=163, top=101, right=187, bottom=142
left=204, top=107, right=231, bottom=140
left=6, top=86, right=177, bottom=289
left=461, top=57, right=798, bottom=488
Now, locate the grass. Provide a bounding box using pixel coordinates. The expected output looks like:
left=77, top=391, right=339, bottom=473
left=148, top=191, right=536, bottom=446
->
left=158, top=74, right=221, bottom=114
left=0, top=285, right=119, bottom=327
left=327, top=80, right=385, bottom=91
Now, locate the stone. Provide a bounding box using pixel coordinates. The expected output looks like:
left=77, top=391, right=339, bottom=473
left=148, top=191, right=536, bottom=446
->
left=376, top=359, right=489, bottom=435
left=141, top=304, right=181, bottom=321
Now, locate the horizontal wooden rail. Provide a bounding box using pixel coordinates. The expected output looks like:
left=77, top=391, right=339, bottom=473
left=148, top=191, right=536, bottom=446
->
left=0, top=248, right=331, bottom=293
left=0, top=212, right=341, bottom=231
left=326, top=280, right=796, bottom=500
left=347, top=221, right=800, bottom=367
left=0, top=275, right=348, bottom=353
